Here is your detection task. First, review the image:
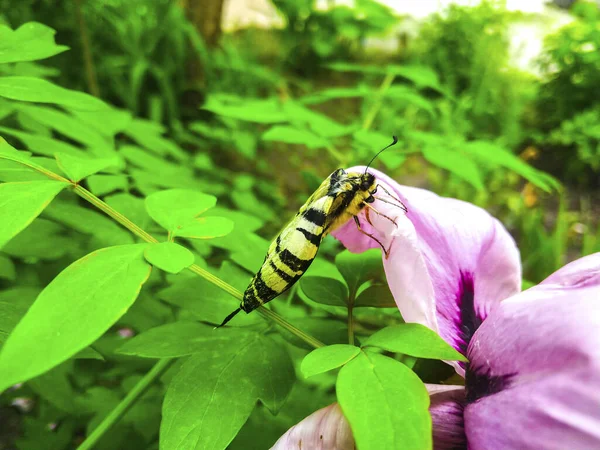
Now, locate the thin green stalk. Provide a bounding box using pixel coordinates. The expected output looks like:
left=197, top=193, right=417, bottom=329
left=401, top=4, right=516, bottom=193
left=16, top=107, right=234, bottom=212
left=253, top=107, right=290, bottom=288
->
left=188, top=265, right=324, bottom=348
left=78, top=358, right=173, bottom=450
left=187, top=264, right=243, bottom=300
left=74, top=0, right=101, bottom=97
left=0, top=153, right=69, bottom=183
left=347, top=303, right=354, bottom=345
left=73, top=185, right=325, bottom=348
left=258, top=307, right=324, bottom=349
left=347, top=292, right=355, bottom=346
left=362, top=72, right=396, bottom=131
left=72, top=185, right=158, bottom=244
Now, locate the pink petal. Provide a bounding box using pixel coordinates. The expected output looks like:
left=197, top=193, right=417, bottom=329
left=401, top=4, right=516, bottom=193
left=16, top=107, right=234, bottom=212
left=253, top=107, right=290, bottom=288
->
left=335, top=196, right=438, bottom=332
left=270, top=403, right=355, bottom=450
left=540, top=252, right=600, bottom=288
left=427, top=384, right=466, bottom=450
left=333, top=167, right=521, bottom=371
left=464, top=253, right=600, bottom=449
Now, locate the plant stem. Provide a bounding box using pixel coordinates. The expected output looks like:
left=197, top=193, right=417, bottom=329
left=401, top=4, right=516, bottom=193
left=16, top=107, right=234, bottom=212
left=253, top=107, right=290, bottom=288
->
left=73, top=186, right=158, bottom=243
left=73, top=185, right=324, bottom=349
left=78, top=358, right=173, bottom=450
left=258, top=307, right=324, bottom=349
left=362, top=72, right=396, bottom=131
left=347, top=303, right=354, bottom=345
left=74, top=0, right=101, bottom=97
left=0, top=153, right=69, bottom=183
left=187, top=264, right=243, bottom=300
left=347, top=293, right=355, bottom=346
left=187, top=265, right=324, bottom=347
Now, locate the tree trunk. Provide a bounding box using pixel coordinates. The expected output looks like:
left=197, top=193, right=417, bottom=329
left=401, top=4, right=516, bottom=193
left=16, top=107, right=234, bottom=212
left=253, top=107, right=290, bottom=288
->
left=183, top=0, right=225, bottom=47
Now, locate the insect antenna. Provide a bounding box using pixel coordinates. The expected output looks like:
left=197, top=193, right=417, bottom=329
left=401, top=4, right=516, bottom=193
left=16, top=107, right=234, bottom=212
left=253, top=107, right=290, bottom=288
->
left=215, top=307, right=242, bottom=329
left=364, top=135, right=399, bottom=174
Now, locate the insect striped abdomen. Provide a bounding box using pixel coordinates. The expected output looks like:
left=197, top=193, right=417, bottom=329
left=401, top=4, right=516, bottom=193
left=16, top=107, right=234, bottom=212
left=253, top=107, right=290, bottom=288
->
left=241, top=200, right=331, bottom=312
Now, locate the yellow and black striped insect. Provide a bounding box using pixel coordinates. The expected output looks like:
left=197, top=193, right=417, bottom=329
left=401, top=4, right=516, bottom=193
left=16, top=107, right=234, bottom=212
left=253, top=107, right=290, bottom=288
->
left=217, top=136, right=405, bottom=327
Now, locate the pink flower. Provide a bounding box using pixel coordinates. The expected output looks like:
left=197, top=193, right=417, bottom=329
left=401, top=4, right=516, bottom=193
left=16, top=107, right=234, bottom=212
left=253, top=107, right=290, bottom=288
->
left=271, top=404, right=355, bottom=450
left=334, top=167, right=521, bottom=374
left=272, top=168, right=600, bottom=449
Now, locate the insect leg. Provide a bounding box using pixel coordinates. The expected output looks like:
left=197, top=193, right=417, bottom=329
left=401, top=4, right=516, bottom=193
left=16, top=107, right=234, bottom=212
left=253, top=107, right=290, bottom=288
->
left=364, top=203, right=397, bottom=226
left=353, top=216, right=391, bottom=259
left=376, top=184, right=407, bottom=212
left=373, top=196, right=407, bottom=212
left=365, top=205, right=374, bottom=226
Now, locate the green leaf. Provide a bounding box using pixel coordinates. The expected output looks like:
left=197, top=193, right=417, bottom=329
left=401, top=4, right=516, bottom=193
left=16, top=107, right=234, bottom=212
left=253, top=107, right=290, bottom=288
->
left=75, top=347, right=104, bottom=360
left=55, top=153, right=119, bottom=182
left=422, top=147, right=484, bottom=191
left=70, top=106, right=132, bottom=137
left=208, top=208, right=263, bottom=234
left=301, top=85, right=374, bottom=104
left=300, top=276, right=348, bottom=306
left=124, top=118, right=186, bottom=160
left=1, top=218, right=73, bottom=260
left=87, top=174, right=128, bottom=196
left=158, top=262, right=261, bottom=327
left=203, top=95, right=286, bottom=124
left=388, top=65, right=444, bottom=91
left=16, top=104, right=108, bottom=149
left=282, top=101, right=349, bottom=138
left=353, top=129, right=396, bottom=150
left=0, top=253, right=16, bottom=280
left=301, top=344, right=360, bottom=378
left=386, top=86, right=435, bottom=114
left=175, top=216, right=234, bottom=239
left=145, top=189, right=217, bottom=232
left=0, top=77, right=106, bottom=111
left=0, top=244, right=151, bottom=391
left=44, top=200, right=134, bottom=246
left=262, top=125, right=329, bottom=149
left=363, top=324, right=467, bottom=361
left=335, top=249, right=383, bottom=296
left=144, top=242, right=194, bottom=274
left=0, top=136, right=31, bottom=163
left=326, top=62, right=444, bottom=92
left=28, top=361, right=79, bottom=413
left=337, top=351, right=431, bottom=450
left=277, top=317, right=347, bottom=350
left=0, top=180, right=67, bottom=249
left=0, top=287, right=39, bottom=345
left=463, top=141, right=560, bottom=192
left=230, top=233, right=270, bottom=273
left=7, top=61, right=60, bottom=78
left=105, top=193, right=152, bottom=230
left=0, top=159, right=41, bottom=182
left=160, top=333, right=294, bottom=449
left=0, top=22, right=68, bottom=64
left=0, top=126, right=87, bottom=158
left=116, top=321, right=243, bottom=358
left=354, top=283, right=396, bottom=308
left=120, top=145, right=181, bottom=174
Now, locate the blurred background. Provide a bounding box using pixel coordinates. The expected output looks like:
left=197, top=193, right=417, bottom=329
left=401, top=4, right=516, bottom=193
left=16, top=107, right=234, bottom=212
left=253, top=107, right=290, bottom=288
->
left=1, top=0, right=600, bottom=448
left=2, top=0, right=599, bottom=286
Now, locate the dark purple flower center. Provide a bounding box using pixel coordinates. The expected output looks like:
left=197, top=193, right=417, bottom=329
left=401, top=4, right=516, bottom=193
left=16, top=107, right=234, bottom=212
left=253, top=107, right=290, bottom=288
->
left=457, top=273, right=515, bottom=403
left=457, top=273, right=482, bottom=356
left=465, top=364, right=514, bottom=403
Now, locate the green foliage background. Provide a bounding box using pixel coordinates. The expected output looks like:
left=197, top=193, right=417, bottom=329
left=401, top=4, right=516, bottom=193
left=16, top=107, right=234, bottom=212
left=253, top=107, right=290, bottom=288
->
left=0, top=0, right=599, bottom=449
